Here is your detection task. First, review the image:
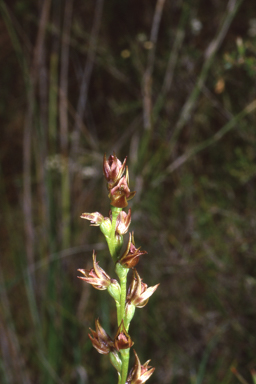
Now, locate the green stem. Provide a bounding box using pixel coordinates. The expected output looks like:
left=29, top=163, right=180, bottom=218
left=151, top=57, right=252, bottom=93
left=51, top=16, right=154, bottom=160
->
left=119, top=277, right=127, bottom=324
left=116, top=302, right=121, bottom=326
left=115, top=263, right=130, bottom=384
left=120, top=349, right=130, bottom=384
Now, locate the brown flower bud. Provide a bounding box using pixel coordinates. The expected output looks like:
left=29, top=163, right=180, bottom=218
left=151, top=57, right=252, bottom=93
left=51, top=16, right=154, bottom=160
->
left=115, top=209, right=132, bottom=237
left=88, top=319, right=114, bottom=354
left=114, top=320, right=134, bottom=351
left=109, top=169, right=136, bottom=208
left=126, top=350, right=155, bottom=384
left=103, top=153, right=126, bottom=186
left=126, top=269, right=159, bottom=308
left=103, top=153, right=136, bottom=208
left=119, top=232, right=147, bottom=268
left=78, top=251, right=113, bottom=290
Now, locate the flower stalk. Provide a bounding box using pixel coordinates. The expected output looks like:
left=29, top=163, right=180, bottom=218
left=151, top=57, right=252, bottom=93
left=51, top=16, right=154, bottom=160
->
left=78, top=153, right=159, bottom=384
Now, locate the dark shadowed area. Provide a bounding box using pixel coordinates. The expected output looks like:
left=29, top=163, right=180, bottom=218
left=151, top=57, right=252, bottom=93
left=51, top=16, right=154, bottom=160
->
left=0, top=0, right=256, bottom=383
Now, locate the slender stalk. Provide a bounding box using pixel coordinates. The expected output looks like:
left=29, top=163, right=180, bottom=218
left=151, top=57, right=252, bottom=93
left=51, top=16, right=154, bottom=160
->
left=120, top=349, right=130, bottom=384
left=0, top=266, right=32, bottom=384
left=115, top=255, right=130, bottom=383
left=119, top=276, right=127, bottom=323
left=59, top=0, right=73, bottom=251
left=116, top=302, right=121, bottom=326
left=119, top=276, right=130, bottom=383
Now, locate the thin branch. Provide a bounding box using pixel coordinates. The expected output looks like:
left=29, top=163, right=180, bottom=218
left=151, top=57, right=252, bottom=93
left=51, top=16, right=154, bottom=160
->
left=0, top=1, right=30, bottom=80
left=59, top=0, right=73, bottom=155
left=72, top=0, right=104, bottom=154
left=0, top=266, right=32, bottom=384
left=31, top=0, right=52, bottom=80
left=26, top=243, right=106, bottom=276
left=169, top=0, right=244, bottom=150
left=59, top=0, right=74, bottom=250
left=152, top=99, right=256, bottom=185
left=142, top=0, right=166, bottom=131
left=153, top=1, right=189, bottom=119
left=24, top=0, right=51, bottom=268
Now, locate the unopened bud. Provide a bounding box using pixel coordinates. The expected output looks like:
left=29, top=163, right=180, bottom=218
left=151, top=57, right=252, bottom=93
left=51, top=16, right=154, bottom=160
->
left=115, top=262, right=129, bottom=280
left=99, top=218, right=112, bottom=237
left=125, top=303, right=135, bottom=327
left=107, top=279, right=121, bottom=303
left=109, top=351, right=122, bottom=372
left=103, top=153, right=126, bottom=186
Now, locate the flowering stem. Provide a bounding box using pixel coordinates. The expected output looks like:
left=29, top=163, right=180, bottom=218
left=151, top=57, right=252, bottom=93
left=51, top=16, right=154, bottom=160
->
left=78, top=154, right=157, bottom=384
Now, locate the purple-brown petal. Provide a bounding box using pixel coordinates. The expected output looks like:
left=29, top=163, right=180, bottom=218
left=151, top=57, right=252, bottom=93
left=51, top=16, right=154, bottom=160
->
left=88, top=319, right=114, bottom=355
left=116, top=209, right=131, bottom=236
left=103, top=153, right=126, bottom=184
left=80, top=212, right=104, bottom=226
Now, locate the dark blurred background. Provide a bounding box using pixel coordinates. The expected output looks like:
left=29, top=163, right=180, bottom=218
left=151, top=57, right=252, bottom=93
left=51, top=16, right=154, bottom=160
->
left=0, top=0, right=256, bottom=383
